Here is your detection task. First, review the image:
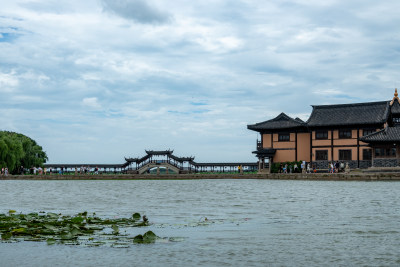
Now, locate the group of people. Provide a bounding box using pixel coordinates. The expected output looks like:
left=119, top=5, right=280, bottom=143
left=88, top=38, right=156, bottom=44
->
left=328, top=161, right=345, bottom=173
left=278, top=161, right=349, bottom=174
left=279, top=161, right=314, bottom=174
left=1, top=166, right=103, bottom=176
left=1, top=167, right=9, bottom=176
left=29, top=166, right=45, bottom=175
left=79, top=166, right=99, bottom=175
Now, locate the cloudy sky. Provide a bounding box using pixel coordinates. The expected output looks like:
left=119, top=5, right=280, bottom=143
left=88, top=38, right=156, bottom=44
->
left=1, top=0, right=400, bottom=164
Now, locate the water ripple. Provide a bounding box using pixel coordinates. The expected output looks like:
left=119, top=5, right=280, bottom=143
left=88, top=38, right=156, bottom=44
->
left=1, top=179, right=400, bottom=266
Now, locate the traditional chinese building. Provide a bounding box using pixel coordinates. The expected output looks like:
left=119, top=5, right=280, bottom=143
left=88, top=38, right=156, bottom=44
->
left=248, top=89, right=400, bottom=171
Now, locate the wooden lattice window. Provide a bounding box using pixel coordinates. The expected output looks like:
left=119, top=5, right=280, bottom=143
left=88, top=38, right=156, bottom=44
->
left=339, top=129, right=352, bottom=139
left=278, top=133, right=290, bottom=142
left=316, top=150, right=328, bottom=161
left=339, top=150, right=352, bottom=160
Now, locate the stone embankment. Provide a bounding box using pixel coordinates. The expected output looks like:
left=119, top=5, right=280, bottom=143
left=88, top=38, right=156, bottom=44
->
left=2, top=172, right=400, bottom=181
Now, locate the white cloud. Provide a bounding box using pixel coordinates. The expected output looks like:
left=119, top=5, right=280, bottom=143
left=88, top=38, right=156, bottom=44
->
left=194, top=36, right=243, bottom=53
left=313, top=89, right=344, bottom=96
left=0, top=71, right=19, bottom=92
left=0, top=0, right=399, bottom=163
left=82, top=97, right=101, bottom=109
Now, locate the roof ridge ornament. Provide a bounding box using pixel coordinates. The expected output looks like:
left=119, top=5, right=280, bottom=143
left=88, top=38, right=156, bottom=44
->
left=390, top=88, right=399, bottom=106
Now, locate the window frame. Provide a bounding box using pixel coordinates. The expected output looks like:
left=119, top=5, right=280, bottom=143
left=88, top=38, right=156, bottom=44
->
left=315, top=150, right=328, bottom=161
left=362, top=149, right=372, bottom=160
left=315, top=130, right=328, bottom=140
left=339, top=149, right=352, bottom=161
left=339, top=129, right=352, bottom=139
left=375, top=147, right=397, bottom=158
left=362, top=128, right=375, bottom=137
left=278, top=133, right=290, bottom=142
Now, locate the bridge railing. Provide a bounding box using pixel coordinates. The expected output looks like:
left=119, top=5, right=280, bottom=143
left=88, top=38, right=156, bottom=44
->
left=128, top=159, right=185, bottom=171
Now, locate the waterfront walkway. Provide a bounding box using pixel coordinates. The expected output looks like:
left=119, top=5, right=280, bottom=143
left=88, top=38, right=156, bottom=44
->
left=3, top=172, right=400, bottom=181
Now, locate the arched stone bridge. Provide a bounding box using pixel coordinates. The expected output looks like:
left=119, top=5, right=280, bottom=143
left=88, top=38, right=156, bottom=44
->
left=137, top=161, right=180, bottom=174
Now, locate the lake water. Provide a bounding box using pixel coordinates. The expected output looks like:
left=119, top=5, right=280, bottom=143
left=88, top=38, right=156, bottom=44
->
left=1, top=179, right=400, bottom=267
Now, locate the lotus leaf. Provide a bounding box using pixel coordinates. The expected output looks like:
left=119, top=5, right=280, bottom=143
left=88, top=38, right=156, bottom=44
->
left=133, top=231, right=158, bottom=244
left=78, top=211, right=88, bottom=217
left=43, top=224, right=58, bottom=232
left=0, top=211, right=179, bottom=247
left=132, top=213, right=141, bottom=221
left=12, top=228, right=27, bottom=234
left=60, top=232, right=75, bottom=240
left=47, top=213, right=59, bottom=219
left=1, top=232, right=12, bottom=240
left=46, top=238, right=56, bottom=245
left=133, top=234, right=143, bottom=243
left=70, top=228, right=82, bottom=236
left=143, top=231, right=157, bottom=242
left=112, top=225, right=119, bottom=235
left=71, top=216, right=84, bottom=224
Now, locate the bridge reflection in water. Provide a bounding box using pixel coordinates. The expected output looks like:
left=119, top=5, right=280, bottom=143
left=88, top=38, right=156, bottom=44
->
left=45, top=150, right=259, bottom=175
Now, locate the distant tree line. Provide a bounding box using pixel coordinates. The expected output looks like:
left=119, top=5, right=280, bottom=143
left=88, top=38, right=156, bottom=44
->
left=0, top=131, right=48, bottom=174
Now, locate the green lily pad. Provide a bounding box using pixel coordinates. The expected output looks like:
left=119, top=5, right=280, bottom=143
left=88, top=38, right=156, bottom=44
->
left=133, top=231, right=158, bottom=244
left=43, top=224, right=58, bottom=232
left=46, top=238, right=56, bottom=245
left=112, top=225, right=119, bottom=235
left=0, top=211, right=169, bottom=248
left=70, top=228, right=82, bottom=236
left=132, top=213, right=141, bottom=221
left=60, top=232, right=75, bottom=240
left=1, top=232, right=12, bottom=240
left=71, top=216, right=84, bottom=224
left=11, top=228, right=27, bottom=234
left=78, top=211, right=88, bottom=217
left=47, top=213, right=59, bottom=219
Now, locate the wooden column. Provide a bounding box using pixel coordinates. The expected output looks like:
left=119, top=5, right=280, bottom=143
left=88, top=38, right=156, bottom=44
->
left=310, top=131, right=313, bottom=164
left=268, top=157, right=272, bottom=173
left=295, top=132, right=298, bottom=162
left=357, top=127, right=360, bottom=168
left=331, top=129, right=334, bottom=161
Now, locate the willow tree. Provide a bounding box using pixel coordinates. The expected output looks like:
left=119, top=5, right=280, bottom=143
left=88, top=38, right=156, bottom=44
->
left=0, top=131, right=48, bottom=174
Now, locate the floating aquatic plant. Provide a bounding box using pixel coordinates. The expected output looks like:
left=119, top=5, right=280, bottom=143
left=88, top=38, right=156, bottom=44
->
left=0, top=211, right=179, bottom=247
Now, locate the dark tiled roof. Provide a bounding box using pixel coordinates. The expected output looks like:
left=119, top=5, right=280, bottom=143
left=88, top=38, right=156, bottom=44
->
left=145, top=150, right=173, bottom=155
left=169, top=154, right=195, bottom=162
left=391, top=100, right=400, bottom=115
left=247, top=112, right=305, bottom=131
left=252, top=148, right=276, bottom=157
left=307, top=101, right=389, bottom=127
left=360, top=126, right=400, bottom=143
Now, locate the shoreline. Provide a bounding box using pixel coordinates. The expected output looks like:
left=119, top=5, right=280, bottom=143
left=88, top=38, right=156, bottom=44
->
left=2, top=172, right=400, bottom=181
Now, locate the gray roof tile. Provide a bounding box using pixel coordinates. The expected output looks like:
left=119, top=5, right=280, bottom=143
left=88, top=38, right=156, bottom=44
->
left=247, top=112, right=305, bottom=131
left=307, top=101, right=389, bottom=127
left=360, top=126, right=400, bottom=143
left=391, top=100, right=400, bottom=115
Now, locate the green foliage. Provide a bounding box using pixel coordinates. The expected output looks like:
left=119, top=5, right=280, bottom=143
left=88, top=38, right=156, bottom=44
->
left=132, top=213, right=141, bottom=221
left=0, top=131, right=48, bottom=174
left=0, top=211, right=153, bottom=247
left=271, top=161, right=304, bottom=173
left=0, top=211, right=186, bottom=247
left=133, top=231, right=158, bottom=244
